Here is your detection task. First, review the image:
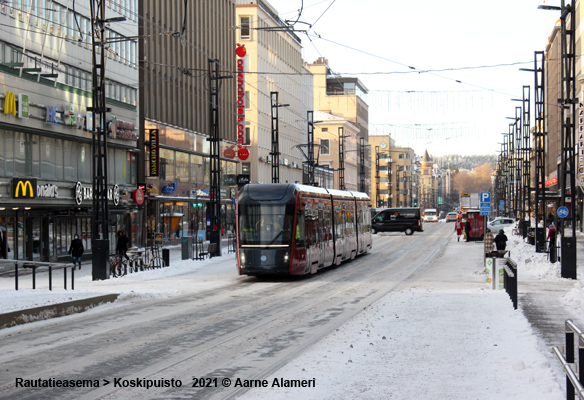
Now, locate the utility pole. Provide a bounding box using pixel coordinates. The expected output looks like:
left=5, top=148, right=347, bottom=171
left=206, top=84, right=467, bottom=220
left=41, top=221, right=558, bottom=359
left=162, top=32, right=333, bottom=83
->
left=521, top=86, right=531, bottom=239
left=270, top=92, right=289, bottom=183
left=338, top=127, right=345, bottom=190
left=359, top=137, right=366, bottom=193
left=534, top=51, right=546, bottom=252
left=558, top=0, right=577, bottom=278
left=208, top=59, right=233, bottom=257
left=307, top=110, right=315, bottom=185
left=88, top=0, right=125, bottom=280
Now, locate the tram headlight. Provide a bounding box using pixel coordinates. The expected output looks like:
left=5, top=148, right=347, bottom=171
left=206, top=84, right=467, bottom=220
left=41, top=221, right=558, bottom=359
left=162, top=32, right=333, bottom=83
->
left=283, top=252, right=289, bottom=264
left=240, top=252, right=246, bottom=265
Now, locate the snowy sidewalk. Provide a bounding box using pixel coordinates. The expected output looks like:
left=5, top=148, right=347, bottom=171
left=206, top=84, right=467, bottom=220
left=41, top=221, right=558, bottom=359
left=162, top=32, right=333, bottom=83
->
left=235, top=230, right=573, bottom=400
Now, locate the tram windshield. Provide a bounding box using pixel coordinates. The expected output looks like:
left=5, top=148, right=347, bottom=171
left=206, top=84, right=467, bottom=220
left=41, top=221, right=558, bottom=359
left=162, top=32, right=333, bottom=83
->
left=238, top=204, right=294, bottom=247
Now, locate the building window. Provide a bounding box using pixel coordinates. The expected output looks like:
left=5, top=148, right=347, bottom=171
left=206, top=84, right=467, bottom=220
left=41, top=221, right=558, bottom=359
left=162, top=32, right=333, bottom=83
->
left=240, top=16, right=250, bottom=39
left=320, top=139, right=330, bottom=156
left=244, top=127, right=251, bottom=146
left=242, top=162, right=251, bottom=175
left=321, top=128, right=328, bottom=132
left=245, top=91, right=250, bottom=109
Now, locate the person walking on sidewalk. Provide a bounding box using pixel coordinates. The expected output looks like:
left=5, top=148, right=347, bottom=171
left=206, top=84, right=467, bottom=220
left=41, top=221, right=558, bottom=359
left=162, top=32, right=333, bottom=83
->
left=116, top=230, right=129, bottom=261
left=69, top=233, right=84, bottom=270
left=454, top=218, right=463, bottom=242
left=494, top=229, right=508, bottom=252
left=464, top=219, right=471, bottom=242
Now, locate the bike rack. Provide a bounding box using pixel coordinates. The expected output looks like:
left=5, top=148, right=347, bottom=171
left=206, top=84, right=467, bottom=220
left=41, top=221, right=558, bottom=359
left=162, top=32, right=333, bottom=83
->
left=0, top=260, right=75, bottom=291
left=553, top=320, right=584, bottom=399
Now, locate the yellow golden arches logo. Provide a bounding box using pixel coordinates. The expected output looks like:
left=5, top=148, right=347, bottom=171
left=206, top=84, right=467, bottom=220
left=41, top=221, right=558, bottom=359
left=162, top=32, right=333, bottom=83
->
left=3, top=91, right=16, bottom=116
left=12, top=179, right=37, bottom=198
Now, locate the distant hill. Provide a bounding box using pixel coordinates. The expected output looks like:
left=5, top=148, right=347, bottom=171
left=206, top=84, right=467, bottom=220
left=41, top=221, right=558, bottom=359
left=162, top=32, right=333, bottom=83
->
left=433, top=154, right=497, bottom=171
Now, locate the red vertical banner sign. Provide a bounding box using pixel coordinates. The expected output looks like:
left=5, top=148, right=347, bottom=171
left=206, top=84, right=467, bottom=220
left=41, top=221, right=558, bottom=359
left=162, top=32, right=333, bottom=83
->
left=149, top=129, right=159, bottom=177
left=236, top=44, right=247, bottom=159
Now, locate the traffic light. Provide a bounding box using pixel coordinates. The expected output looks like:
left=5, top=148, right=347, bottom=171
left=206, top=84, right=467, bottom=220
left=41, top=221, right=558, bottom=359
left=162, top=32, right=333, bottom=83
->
left=414, top=201, right=418, bottom=206
left=193, top=203, right=203, bottom=207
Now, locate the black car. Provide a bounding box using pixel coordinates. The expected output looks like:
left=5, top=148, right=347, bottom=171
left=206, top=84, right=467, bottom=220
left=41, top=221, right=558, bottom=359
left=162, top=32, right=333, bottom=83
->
left=371, top=208, right=424, bottom=235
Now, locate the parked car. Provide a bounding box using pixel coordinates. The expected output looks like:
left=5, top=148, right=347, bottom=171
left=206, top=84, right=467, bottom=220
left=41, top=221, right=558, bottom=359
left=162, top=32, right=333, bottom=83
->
left=445, top=212, right=458, bottom=222
left=371, top=208, right=423, bottom=235
left=487, top=217, right=515, bottom=231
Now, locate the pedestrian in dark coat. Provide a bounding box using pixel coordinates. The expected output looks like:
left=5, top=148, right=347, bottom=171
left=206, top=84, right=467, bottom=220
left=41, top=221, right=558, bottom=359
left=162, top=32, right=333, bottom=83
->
left=116, top=230, right=129, bottom=260
left=494, top=229, right=508, bottom=251
left=69, top=233, right=84, bottom=270
left=464, top=219, right=471, bottom=242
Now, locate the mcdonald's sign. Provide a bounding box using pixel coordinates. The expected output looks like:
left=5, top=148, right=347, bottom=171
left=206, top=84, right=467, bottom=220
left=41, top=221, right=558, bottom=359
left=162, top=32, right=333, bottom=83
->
left=3, top=91, right=16, bottom=116
left=12, top=179, right=37, bottom=199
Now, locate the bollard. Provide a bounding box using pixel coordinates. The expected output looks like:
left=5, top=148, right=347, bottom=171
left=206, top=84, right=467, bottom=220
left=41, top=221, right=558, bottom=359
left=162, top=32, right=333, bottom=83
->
left=71, top=267, right=74, bottom=290
left=64, top=267, right=67, bottom=290
left=49, top=266, right=52, bottom=291
left=15, top=263, right=18, bottom=291
left=162, top=248, right=170, bottom=267
left=32, top=266, right=36, bottom=289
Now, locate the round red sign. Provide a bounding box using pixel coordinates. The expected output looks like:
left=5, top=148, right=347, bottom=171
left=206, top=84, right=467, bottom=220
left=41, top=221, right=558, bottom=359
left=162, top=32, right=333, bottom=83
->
left=132, top=189, right=145, bottom=205
left=224, top=146, right=235, bottom=159
left=238, top=147, right=250, bottom=160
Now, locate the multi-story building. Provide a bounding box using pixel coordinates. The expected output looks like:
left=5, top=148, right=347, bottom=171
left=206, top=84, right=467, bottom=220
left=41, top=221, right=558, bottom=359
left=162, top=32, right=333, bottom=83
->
left=0, top=1, right=138, bottom=261
left=391, top=147, right=416, bottom=207
left=307, top=57, right=370, bottom=194
left=368, top=135, right=416, bottom=208
left=419, top=150, right=436, bottom=209
left=235, top=0, right=309, bottom=185
left=139, top=0, right=238, bottom=245
left=314, top=110, right=360, bottom=191
left=369, top=135, right=395, bottom=207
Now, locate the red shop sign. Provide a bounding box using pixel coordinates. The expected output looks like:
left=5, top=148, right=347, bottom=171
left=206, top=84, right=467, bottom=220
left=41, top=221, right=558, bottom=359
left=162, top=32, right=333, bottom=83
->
left=133, top=189, right=145, bottom=205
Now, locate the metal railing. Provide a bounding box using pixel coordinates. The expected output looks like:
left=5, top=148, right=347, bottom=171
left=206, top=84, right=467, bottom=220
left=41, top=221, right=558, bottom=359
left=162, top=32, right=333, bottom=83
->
left=553, top=320, right=584, bottom=399
left=0, top=260, right=75, bottom=291
left=503, top=257, right=517, bottom=309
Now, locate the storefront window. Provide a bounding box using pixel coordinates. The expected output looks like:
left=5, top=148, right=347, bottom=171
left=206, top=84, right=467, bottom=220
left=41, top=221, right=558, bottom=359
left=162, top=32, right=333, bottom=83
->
left=55, top=139, right=64, bottom=180
left=204, top=157, right=210, bottom=185
left=113, top=148, right=126, bottom=184
left=0, top=129, right=6, bottom=176
left=14, top=132, right=31, bottom=177
left=41, top=136, right=57, bottom=180
left=190, top=154, right=204, bottom=185
left=160, top=148, right=175, bottom=181
left=78, top=143, right=91, bottom=182
left=127, top=151, right=137, bottom=185
left=175, top=151, right=189, bottom=182
left=63, top=140, right=77, bottom=181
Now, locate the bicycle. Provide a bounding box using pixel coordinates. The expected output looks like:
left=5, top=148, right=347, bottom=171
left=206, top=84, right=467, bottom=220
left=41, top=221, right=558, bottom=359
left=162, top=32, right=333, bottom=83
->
left=144, top=246, right=165, bottom=270
left=109, top=254, right=127, bottom=278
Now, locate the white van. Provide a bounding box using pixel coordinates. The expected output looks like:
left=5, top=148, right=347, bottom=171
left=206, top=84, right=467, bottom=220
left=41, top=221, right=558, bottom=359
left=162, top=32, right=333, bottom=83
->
left=423, top=208, right=438, bottom=222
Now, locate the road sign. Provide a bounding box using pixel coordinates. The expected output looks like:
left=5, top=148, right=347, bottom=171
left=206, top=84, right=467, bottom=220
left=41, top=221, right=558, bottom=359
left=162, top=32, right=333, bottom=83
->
left=480, top=208, right=490, bottom=216
left=557, top=206, right=569, bottom=218
left=480, top=192, right=491, bottom=203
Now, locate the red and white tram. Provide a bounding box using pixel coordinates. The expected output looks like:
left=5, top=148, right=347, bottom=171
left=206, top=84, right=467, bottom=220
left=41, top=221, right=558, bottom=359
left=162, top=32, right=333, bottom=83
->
left=236, top=183, right=372, bottom=276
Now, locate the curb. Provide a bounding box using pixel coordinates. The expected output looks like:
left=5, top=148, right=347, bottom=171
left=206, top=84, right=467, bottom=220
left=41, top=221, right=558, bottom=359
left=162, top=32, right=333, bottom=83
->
left=0, top=293, right=120, bottom=330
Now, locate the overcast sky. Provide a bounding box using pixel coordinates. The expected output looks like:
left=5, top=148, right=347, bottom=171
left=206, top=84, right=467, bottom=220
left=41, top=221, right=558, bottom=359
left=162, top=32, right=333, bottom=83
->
left=264, top=0, right=561, bottom=156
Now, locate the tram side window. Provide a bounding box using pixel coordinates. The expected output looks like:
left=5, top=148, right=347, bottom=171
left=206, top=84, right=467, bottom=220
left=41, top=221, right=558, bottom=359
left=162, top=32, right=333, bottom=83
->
left=295, top=211, right=305, bottom=248
left=305, top=218, right=317, bottom=246
left=335, top=207, right=344, bottom=239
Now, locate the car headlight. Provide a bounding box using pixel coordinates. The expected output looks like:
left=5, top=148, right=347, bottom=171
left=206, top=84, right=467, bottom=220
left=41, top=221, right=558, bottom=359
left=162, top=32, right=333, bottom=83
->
left=283, top=252, right=289, bottom=263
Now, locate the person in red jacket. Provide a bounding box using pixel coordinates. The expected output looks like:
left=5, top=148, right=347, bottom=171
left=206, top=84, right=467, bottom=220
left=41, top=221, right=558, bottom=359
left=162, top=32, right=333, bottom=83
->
left=454, top=218, right=463, bottom=242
